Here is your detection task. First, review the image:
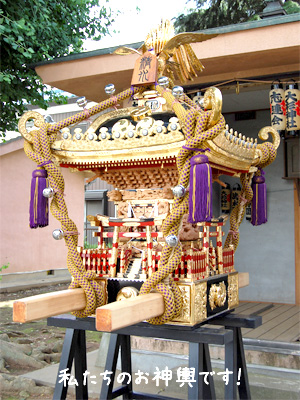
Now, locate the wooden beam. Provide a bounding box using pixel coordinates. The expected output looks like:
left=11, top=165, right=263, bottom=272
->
left=96, top=293, right=164, bottom=332
left=13, top=289, right=86, bottom=323
left=294, top=179, right=300, bottom=305
left=238, top=272, right=249, bottom=288
left=13, top=272, right=249, bottom=325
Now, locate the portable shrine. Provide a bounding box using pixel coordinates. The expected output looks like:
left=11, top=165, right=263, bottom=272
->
left=14, top=20, right=280, bottom=331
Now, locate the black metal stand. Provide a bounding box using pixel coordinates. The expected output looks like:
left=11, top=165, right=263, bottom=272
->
left=48, top=313, right=261, bottom=400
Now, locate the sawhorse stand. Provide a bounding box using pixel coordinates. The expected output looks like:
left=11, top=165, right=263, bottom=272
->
left=48, top=313, right=261, bottom=400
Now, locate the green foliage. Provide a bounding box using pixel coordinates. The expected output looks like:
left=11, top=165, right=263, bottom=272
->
left=283, top=0, right=300, bottom=13
left=0, top=0, right=114, bottom=134
left=174, top=0, right=299, bottom=32
left=0, top=263, right=9, bottom=280
left=84, top=238, right=98, bottom=249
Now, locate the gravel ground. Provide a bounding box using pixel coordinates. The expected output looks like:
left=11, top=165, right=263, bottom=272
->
left=0, top=284, right=101, bottom=400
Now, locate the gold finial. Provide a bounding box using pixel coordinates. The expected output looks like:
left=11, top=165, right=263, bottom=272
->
left=114, top=19, right=218, bottom=84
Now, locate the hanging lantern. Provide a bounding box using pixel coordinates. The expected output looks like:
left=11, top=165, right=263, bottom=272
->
left=285, top=81, right=300, bottom=137
left=245, top=202, right=252, bottom=222
left=220, top=183, right=231, bottom=214
left=269, top=80, right=286, bottom=138
left=231, top=183, right=241, bottom=210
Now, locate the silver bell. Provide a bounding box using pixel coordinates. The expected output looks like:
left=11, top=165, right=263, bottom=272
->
left=172, top=185, right=186, bottom=198
left=172, top=86, right=184, bottom=98
left=43, top=187, right=55, bottom=198
left=105, top=83, right=115, bottom=95
left=165, top=234, right=179, bottom=247
left=157, top=76, right=169, bottom=88
left=77, top=96, right=87, bottom=108
left=52, top=229, right=64, bottom=240
left=44, top=114, right=54, bottom=124
left=198, top=97, right=204, bottom=107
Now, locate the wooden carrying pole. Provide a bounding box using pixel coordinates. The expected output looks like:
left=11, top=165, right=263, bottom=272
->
left=13, top=289, right=86, bottom=323
left=13, top=273, right=249, bottom=326
left=96, top=293, right=164, bottom=332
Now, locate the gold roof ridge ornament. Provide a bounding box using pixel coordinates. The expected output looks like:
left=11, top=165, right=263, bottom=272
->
left=114, top=19, right=218, bottom=84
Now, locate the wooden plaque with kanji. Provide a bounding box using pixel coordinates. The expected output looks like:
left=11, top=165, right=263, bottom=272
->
left=131, top=52, right=158, bottom=87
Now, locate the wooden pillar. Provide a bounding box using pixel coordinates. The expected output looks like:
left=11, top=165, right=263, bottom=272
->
left=118, top=248, right=125, bottom=277
left=216, top=226, right=224, bottom=274
left=110, top=226, right=120, bottom=277
left=187, top=249, right=192, bottom=279
left=180, top=252, right=185, bottom=279
left=203, top=225, right=210, bottom=272
left=98, top=222, right=103, bottom=248
left=295, top=179, right=300, bottom=305
left=102, top=243, right=107, bottom=275
left=146, top=225, right=152, bottom=276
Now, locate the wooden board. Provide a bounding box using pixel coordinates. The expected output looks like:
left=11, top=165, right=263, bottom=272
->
left=131, top=52, right=157, bottom=86
left=244, top=304, right=298, bottom=339
left=275, top=320, right=300, bottom=342
left=256, top=305, right=300, bottom=341
left=13, top=272, right=249, bottom=326
left=96, top=293, right=164, bottom=332
left=238, top=272, right=249, bottom=288
left=13, top=289, right=86, bottom=323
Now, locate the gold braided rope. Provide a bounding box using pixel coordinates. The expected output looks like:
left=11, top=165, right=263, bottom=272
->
left=224, top=133, right=277, bottom=251
left=139, top=86, right=225, bottom=324
left=22, top=87, right=145, bottom=317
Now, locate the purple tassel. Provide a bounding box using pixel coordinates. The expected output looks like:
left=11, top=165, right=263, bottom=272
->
left=251, top=174, right=267, bottom=226
left=29, top=168, right=49, bottom=228
left=188, top=155, right=213, bottom=223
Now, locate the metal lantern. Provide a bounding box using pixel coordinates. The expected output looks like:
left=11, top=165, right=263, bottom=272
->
left=285, top=81, right=300, bottom=137
left=245, top=202, right=252, bottom=222
left=220, top=183, right=231, bottom=214
left=231, top=183, right=241, bottom=210
left=269, top=80, right=286, bottom=137
left=52, top=229, right=64, bottom=240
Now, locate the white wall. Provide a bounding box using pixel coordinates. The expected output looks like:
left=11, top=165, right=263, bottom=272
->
left=0, top=138, right=85, bottom=273
left=221, top=109, right=295, bottom=304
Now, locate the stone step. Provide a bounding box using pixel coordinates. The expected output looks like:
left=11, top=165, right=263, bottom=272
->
left=130, top=335, right=300, bottom=370
left=0, top=269, right=71, bottom=293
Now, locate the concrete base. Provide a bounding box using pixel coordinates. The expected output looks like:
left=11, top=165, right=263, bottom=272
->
left=0, top=269, right=71, bottom=293
left=130, top=336, right=300, bottom=370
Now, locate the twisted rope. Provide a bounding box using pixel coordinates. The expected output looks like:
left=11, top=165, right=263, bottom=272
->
left=224, top=173, right=253, bottom=251
left=224, top=141, right=277, bottom=251
left=140, top=87, right=225, bottom=324
left=23, top=87, right=144, bottom=317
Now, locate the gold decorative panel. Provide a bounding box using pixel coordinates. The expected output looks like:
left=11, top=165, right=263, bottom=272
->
left=194, top=281, right=207, bottom=322
left=228, top=272, right=239, bottom=309
left=175, top=285, right=191, bottom=323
